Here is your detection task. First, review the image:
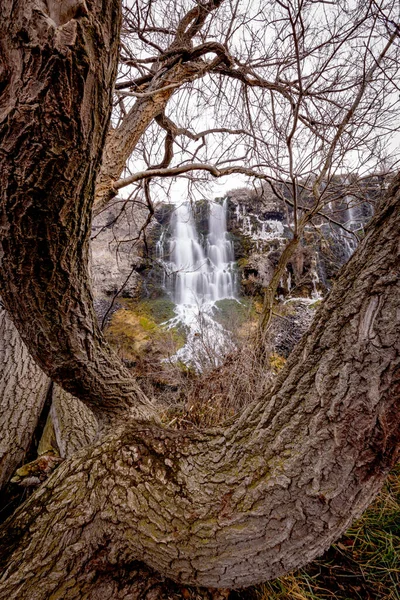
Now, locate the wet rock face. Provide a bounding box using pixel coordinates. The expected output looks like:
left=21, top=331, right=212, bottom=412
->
left=90, top=178, right=380, bottom=323
left=226, top=187, right=286, bottom=224
left=240, top=254, right=275, bottom=296
left=90, top=199, right=215, bottom=310
left=192, top=199, right=210, bottom=239
left=225, top=183, right=376, bottom=300
left=154, top=202, right=175, bottom=227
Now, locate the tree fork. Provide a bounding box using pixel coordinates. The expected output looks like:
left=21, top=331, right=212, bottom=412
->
left=0, top=0, right=399, bottom=596
left=0, top=181, right=399, bottom=594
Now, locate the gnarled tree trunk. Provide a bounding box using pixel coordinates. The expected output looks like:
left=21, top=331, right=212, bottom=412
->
left=0, top=1, right=399, bottom=598
left=0, top=305, right=96, bottom=484
left=0, top=182, right=399, bottom=599
left=0, top=0, right=155, bottom=426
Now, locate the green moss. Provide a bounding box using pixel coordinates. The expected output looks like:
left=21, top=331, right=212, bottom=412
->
left=105, top=298, right=186, bottom=361
left=309, top=299, right=322, bottom=309
left=138, top=315, right=157, bottom=332
left=175, top=360, right=197, bottom=377
left=133, top=297, right=177, bottom=323
left=169, top=328, right=187, bottom=351
left=213, top=298, right=256, bottom=328
left=237, top=257, right=249, bottom=268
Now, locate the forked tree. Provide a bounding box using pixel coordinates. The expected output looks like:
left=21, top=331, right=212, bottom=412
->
left=0, top=1, right=399, bottom=599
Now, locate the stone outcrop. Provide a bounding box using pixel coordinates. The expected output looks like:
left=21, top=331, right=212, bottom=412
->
left=91, top=200, right=149, bottom=300
left=90, top=179, right=379, bottom=359
left=225, top=181, right=376, bottom=301
left=90, top=178, right=377, bottom=307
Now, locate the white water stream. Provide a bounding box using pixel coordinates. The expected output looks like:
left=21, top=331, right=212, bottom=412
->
left=159, top=199, right=237, bottom=368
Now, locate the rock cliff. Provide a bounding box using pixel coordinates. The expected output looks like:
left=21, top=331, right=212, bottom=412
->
left=90, top=178, right=379, bottom=361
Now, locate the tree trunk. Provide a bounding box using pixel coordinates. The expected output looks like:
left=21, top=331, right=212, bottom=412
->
left=258, top=235, right=300, bottom=336
left=51, top=386, right=97, bottom=457
left=0, top=0, right=156, bottom=426
left=0, top=306, right=50, bottom=490
left=0, top=303, right=95, bottom=483
left=0, top=1, right=399, bottom=597
left=1, top=181, right=399, bottom=596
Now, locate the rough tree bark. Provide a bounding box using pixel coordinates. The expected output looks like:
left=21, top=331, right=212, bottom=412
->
left=0, top=305, right=96, bottom=478
left=0, top=0, right=227, bottom=474
left=0, top=1, right=399, bottom=598
left=51, top=386, right=97, bottom=458
left=0, top=0, right=155, bottom=426
left=0, top=306, right=50, bottom=490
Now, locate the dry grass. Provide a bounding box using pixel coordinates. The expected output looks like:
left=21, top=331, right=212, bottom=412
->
left=154, top=337, right=279, bottom=429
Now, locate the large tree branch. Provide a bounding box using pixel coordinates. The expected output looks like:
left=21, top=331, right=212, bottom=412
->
left=93, top=59, right=223, bottom=215
left=50, top=386, right=97, bottom=458
left=0, top=0, right=156, bottom=426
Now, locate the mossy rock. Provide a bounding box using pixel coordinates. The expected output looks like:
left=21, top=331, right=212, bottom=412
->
left=124, top=297, right=177, bottom=324
left=138, top=298, right=177, bottom=323
left=138, top=315, right=158, bottom=332
left=213, top=298, right=256, bottom=328
left=192, top=199, right=210, bottom=238
left=154, top=202, right=175, bottom=226
left=104, top=298, right=185, bottom=362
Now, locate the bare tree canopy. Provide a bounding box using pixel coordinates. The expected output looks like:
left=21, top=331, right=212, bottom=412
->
left=0, top=1, right=399, bottom=598
left=98, top=0, right=400, bottom=208
left=94, top=0, right=400, bottom=335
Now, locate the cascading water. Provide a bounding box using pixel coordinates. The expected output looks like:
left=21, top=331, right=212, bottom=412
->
left=160, top=199, right=237, bottom=368
left=168, top=200, right=236, bottom=304
left=206, top=200, right=236, bottom=300
left=338, top=196, right=360, bottom=259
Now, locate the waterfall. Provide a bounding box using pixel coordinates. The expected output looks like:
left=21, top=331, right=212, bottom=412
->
left=169, top=202, right=208, bottom=305
left=206, top=200, right=236, bottom=300
left=168, top=199, right=236, bottom=305
left=337, top=196, right=359, bottom=259
left=160, top=199, right=237, bottom=368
